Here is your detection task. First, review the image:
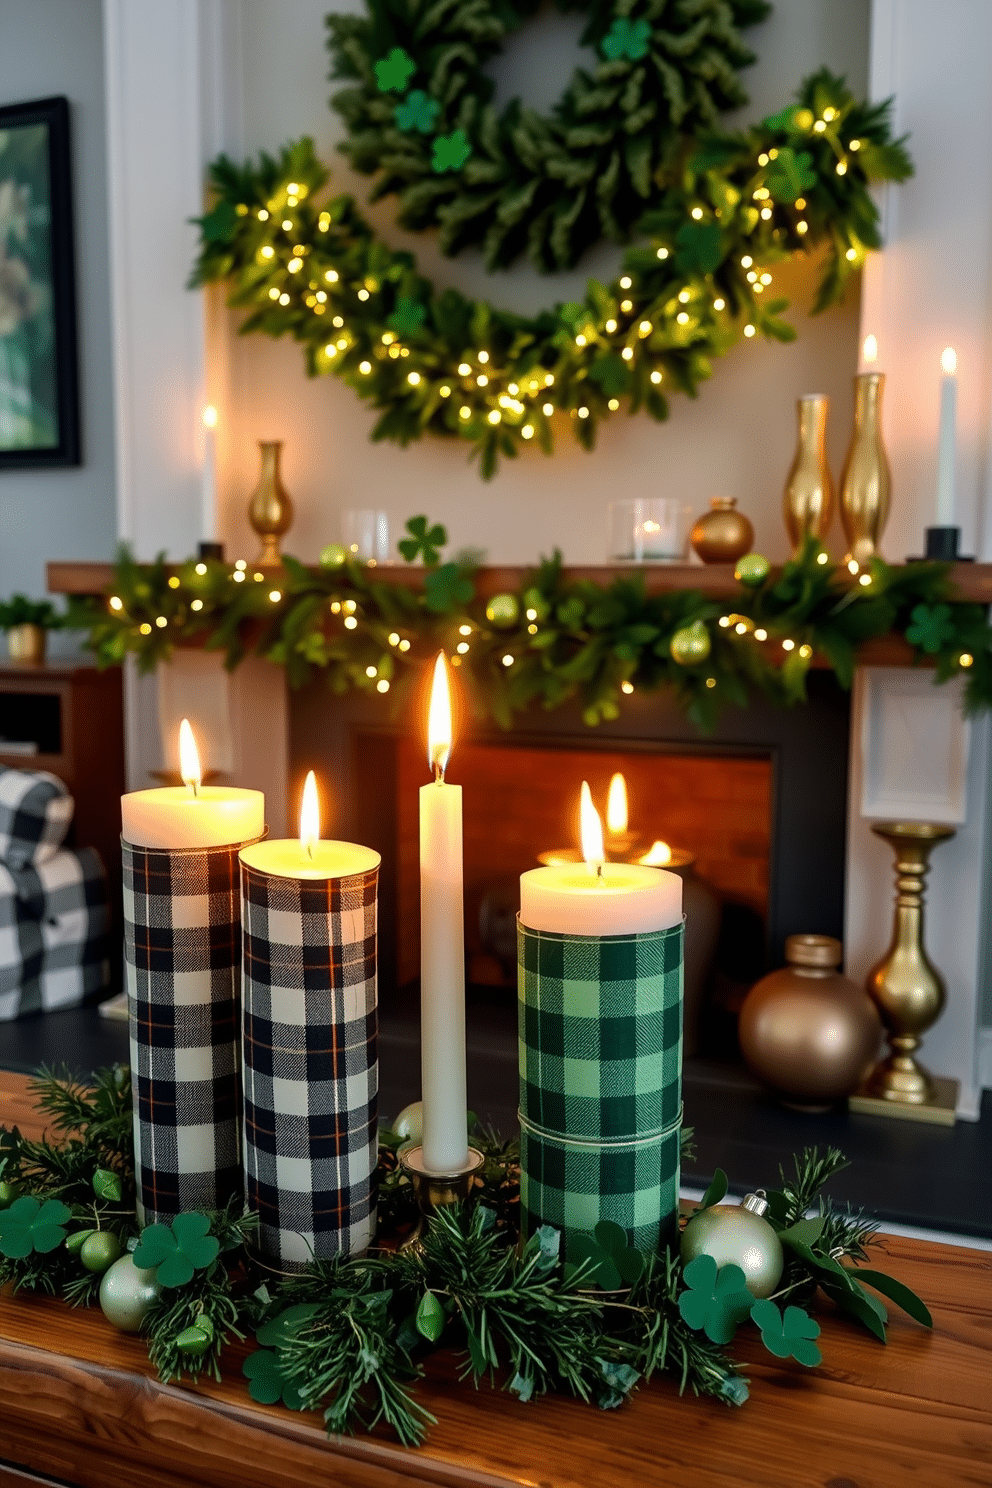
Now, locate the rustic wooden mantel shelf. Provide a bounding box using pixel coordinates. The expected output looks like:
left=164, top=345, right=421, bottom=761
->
left=1, top=1073, right=990, bottom=1488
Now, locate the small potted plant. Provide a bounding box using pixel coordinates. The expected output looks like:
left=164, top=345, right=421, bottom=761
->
left=0, top=596, right=63, bottom=665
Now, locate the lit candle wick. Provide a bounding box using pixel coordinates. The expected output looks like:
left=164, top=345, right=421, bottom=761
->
left=596, top=862, right=604, bottom=882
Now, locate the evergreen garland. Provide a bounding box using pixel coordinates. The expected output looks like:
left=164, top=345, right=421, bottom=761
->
left=68, top=529, right=992, bottom=733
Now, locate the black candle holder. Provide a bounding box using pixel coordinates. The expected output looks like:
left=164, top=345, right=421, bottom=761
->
left=923, top=527, right=973, bottom=562
left=197, top=540, right=225, bottom=561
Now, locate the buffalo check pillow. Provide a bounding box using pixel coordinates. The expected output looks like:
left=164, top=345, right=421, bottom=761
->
left=0, top=768, right=74, bottom=869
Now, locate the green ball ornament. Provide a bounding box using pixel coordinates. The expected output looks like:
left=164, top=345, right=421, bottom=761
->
left=485, top=593, right=519, bottom=629
left=669, top=620, right=712, bottom=666
left=680, top=1192, right=784, bottom=1299
left=319, top=542, right=347, bottom=568
left=392, top=1100, right=423, bottom=1145
left=99, top=1254, right=162, bottom=1333
left=0, top=1179, right=16, bottom=1210
left=81, top=1230, right=123, bottom=1274
left=734, top=552, right=770, bottom=587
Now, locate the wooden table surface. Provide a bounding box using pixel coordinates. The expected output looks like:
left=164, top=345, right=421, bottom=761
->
left=1, top=1072, right=991, bottom=1488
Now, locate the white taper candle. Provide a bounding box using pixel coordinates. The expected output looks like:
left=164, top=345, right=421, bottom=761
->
left=935, top=348, right=957, bottom=527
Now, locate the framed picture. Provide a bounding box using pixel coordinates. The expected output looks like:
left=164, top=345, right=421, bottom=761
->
left=0, top=95, right=80, bottom=468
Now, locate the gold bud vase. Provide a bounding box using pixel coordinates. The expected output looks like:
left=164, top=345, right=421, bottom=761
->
left=839, top=373, right=890, bottom=565
left=783, top=395, right=833, bottom=555
left=247, top=440, right=294, bottom=564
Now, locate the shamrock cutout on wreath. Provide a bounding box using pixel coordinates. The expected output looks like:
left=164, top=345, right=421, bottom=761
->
left=601, top=16, right=651, bottom=62
left=678, top=1254, right=755, bottom=1344
left=750, top=1299, right=823, bottom=1366
left=398, top=514, right=447, bottom=566
left=0, top=1195, right=71, bottom=1258
left=394, top=90, right=439, bottom=136
left=904, top=603, right=957, bottom=654
left=132, top=1212, right=220, bottom=1287
left=564, top=1220, right=646, bottom=1292
left=243, top=1349, right=307, bottom=1410
left=431, top=130, right=471, bottom=174
left=374, top=47, right=416, bottom=94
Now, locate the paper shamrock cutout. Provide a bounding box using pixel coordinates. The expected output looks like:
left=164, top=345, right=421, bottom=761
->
left=243, top=1349, right=306, bottom=1410
left=766, top=147, right=817, bottom=203
left=750, top=1299, right=822, bottom=1366
left=395, top=90, right=440, bottom=135
left=132, top=1212, right=220, bottom=1287
left=431, top=130, right=471, bottom=173
left=375, top=48, right=416, bottom=94
left=601, top=17, right=651, bottom=61
left=386, top=297, right=427, bottom=337
left=564, top=1220, right=645, bottom=1291
left=678, top=1254, right=755, bottom=1344
left=398, top=514, right=447, bottom=565
left=424, top=563, right=475, bottom=614
left=905, top=602, right=956, bottom=654
left=0, top=1195, right=71, bottom=1258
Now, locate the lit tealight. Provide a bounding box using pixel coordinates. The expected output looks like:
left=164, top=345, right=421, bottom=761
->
left=179, top=719, right=201, bottom=795
left=639, top=840, right=672, bottom=867
left=579, top=782, right=605, bottom=870
left=299, top=770, right=319, bottom=857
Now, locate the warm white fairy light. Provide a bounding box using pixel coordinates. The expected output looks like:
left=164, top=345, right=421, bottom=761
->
left=478, top=350, right=489, bottom=364
left=388, top=632, right=400, bottom=646
left=139, top=622, right=152, bottom=635
left=744, top=324, right=756, bottom=338
left=847, top=558, right=860, bottom=574
left=357, top=289, right=370, bottom=301
left=816, top=551, right=829, bottom=565
left=261, top=246, right=274, bottom=259
left=620, top=298, right=633, bottom=312
left=377, top=679, right=390, bottom=693
left=399, top=638, right=411, bottom=652
left=575, top=334, right=587, bottom=347
left=156, top=615, right=168, bottom=629
left=522, top=423, right=535, bottom=438
left=960, top=653, right=974, bottom=668
left=677, top=312, right=689, bottom=324
left=754, top=628, right=767, bottom=641
left=488, top=410, right=501, bottom=424
left=608, top=398, right=620, bottom=410
left=713, top=297, right=725, bottom=311
left=360, top=360, right=372, bottom=374
left=650, top=371, right=662, bottom=384
left=408, top=371, right=421, bottom=386
left=269, top=589, right=282, bottom=603
left=782, top=638, right=795, bottom=651
left=456, top=641, right=469, bottom=654
left=365, top=665, right=377, bottom=677
left=621, top=347, right=634, bottom=361
left=859, top=573, right=872, bottom=586
left=577, top=407, right=589, bottom=418
left=656, top=247, right=668, bottom=259
left=796, top=221, right=808, bottom=235
left=528, top=622, right=538, bottom=634
left=605, top=318, right=618, bottom=333
left=542, top=402, right=554, bottom=415
left=258, top=209, right=269, bottom=221
left=344, top=615, right=358, bottom=629
left=619, top=275, right=632, bottom=289
left=254, top=572, right=264, bottom=582
left=109, top=595, right=123, bottom=611
left=502, top=653, right=514, bottom=666
left=741, top=255, right=753, bottom=268
left=232, top=570, right=245, bottom=584
left=799, top=644, right=813, bottom=658
left=621, top=680, right=634, bottom=694
left=191, top=599, right=204, bottom=612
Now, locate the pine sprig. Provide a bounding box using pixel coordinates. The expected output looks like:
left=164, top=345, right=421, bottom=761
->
left=623, top=1247, right=748, bottom=1405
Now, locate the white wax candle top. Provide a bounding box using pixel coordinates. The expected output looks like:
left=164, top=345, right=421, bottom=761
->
left=520, top=862, right=682, bottom=937
left=239, top=838, right=380, bottom=881
left=121, top=786, right=264, bottom=850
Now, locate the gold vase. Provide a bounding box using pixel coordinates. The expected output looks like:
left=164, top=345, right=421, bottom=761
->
left=247, top=440, right=294, bottom=564
left=689, top=497, right=754, bottom=564
left=6, top=624, right=47, bottom=665
left=839, top=373, right=890, bottom=565
left=852, top=822, right=958, bottom=1123
left=783, top=395, right=833, bottom=555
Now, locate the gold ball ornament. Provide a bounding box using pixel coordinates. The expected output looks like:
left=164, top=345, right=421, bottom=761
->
left=319, top=543, right=348, bottom=568
left=734, top=553, right=770, bottom=587
left=485, top=593, right=520, bottom=628
left=681, top=1193, right=784, bottom=1299
left=690, top=497, right=754, bottom=563
left=99, top=1254, right=162, bottom=1333
left=670, top=620, right=712, bottom=665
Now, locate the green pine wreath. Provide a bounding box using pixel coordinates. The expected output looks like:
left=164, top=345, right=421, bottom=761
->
left=191, top=2, right=912, bottom=476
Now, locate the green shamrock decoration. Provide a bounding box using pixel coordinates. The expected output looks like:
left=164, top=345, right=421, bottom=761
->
left=374, top=47, right=416, bottom=94
left=766, top=147, right=817, bottom=203
left=750, top=1299, right=822, bottom=1366
left=394, top=89, right=440, bottom=135
left=564, top=1220, right=645, bottom=1291
left=601, top=17, right=651, bottom=61
left=0, top=1195, right=71, bottom=1258
left=424, top=563, right=475, bottom=614
left=431, top=129, right=471, bottom=173
left=243, top=1349, right=306, bottom=1410
left=398, top=514, right=447, bottom=565
left=905, top=602, right=957, bottom=654
left=678, top=1254, right=755, bottom=1344
left=132, top=1212, right=220, bottom=1288
left=386, top=297, right=427, bottom=337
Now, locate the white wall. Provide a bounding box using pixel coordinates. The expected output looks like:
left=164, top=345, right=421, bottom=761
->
left=0, top=0, right=116, bottom=630
left=216, top=0, right=870, bottom=568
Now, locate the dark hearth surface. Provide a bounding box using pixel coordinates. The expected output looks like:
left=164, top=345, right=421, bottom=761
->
left=2, top=997, right=989, bottom=1241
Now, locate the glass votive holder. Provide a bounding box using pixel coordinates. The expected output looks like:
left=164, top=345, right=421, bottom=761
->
left=608, top=499, right=687, bottom=563
left=342, top=509, right=390, bottom=564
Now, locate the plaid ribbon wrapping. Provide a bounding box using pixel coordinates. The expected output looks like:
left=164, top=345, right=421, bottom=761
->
left=517, top=918, right=683, bottom=1259
left=241, top=861, right=379, bottom=1271
left=0, top=847, right=110, bottom=1020
left=123, top=836, right=250, bottom=1224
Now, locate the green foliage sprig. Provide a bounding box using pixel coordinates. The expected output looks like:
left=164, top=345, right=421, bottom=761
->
left=69, top=530, right=992, bottom=732
left=190, top=67, right=910, bottom=473
left=0, top=595, right=63, bottom=631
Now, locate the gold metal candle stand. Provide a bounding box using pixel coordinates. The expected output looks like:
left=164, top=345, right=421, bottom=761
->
left=247, top=439, right=294, bottom=564
left=850, top=821, right=959, bottom=1126
left=398, top=1145, right=485, bottom=1248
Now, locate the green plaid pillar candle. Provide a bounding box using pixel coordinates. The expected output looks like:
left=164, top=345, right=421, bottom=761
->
left=120, top=755, right=264, bottom=1224
left=518, top=851, right=683, bottom=1263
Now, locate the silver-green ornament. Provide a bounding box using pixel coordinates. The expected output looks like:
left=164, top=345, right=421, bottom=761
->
left=680, top=1191, right=784, bottom=1299
left=485, top=593, right=519, bottom=628
left=99, top=1253, right=162, bottom=1333
left=735, top=553, right=770, bottom=587
left=391, top=1100, right=424, bottom=1145
left=0, top=1180, right=15, bottom=1210
left=319, top=542, right=347, bottom=568
left=670, top=620, right=712, bottom=665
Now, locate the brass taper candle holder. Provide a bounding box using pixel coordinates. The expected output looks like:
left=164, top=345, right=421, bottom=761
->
left=398, top=1144, right=485, bottom=1248
left=850, top=821, right=959, bottom=1125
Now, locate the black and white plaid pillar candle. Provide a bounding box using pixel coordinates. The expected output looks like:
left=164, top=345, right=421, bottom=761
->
left=121, top=778, right=264, bottom=1225
left=239, top=837, right=381, bottom=1273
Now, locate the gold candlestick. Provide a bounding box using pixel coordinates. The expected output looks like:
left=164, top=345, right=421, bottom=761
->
left=839, top=372, right=891, bottom=566
left=247, top=440, right=294, bottom=564
left=783, top=394, right=834, bottom=556
left=850, top=821, right=959, bottom=1125
left=398, top=1145, right=485, bottom=1249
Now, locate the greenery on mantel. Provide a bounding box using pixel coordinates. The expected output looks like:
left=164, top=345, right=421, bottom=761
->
left=0, top=1067, right=931, bottom=1447
left=191, top=16, right=912, bottom=477
left=67, top=525, right=992, bottom=732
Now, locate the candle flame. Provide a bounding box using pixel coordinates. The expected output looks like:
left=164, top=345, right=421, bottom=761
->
left=606, top=772, right=628, bottom=835
left=862, top=334, right=877, bottom=365
left=941, top=346, right=957, bottom=375
left=202, top=404, right=218, bottom=429
left=299, top=770, right=320, bottom=854
left=427, top=652, right=453, bottom=777
left=640, top=839, right=672, bottom=866
left=579, top=781, right=605, bottom=867
left=178, top=719, right=201, bottom=793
